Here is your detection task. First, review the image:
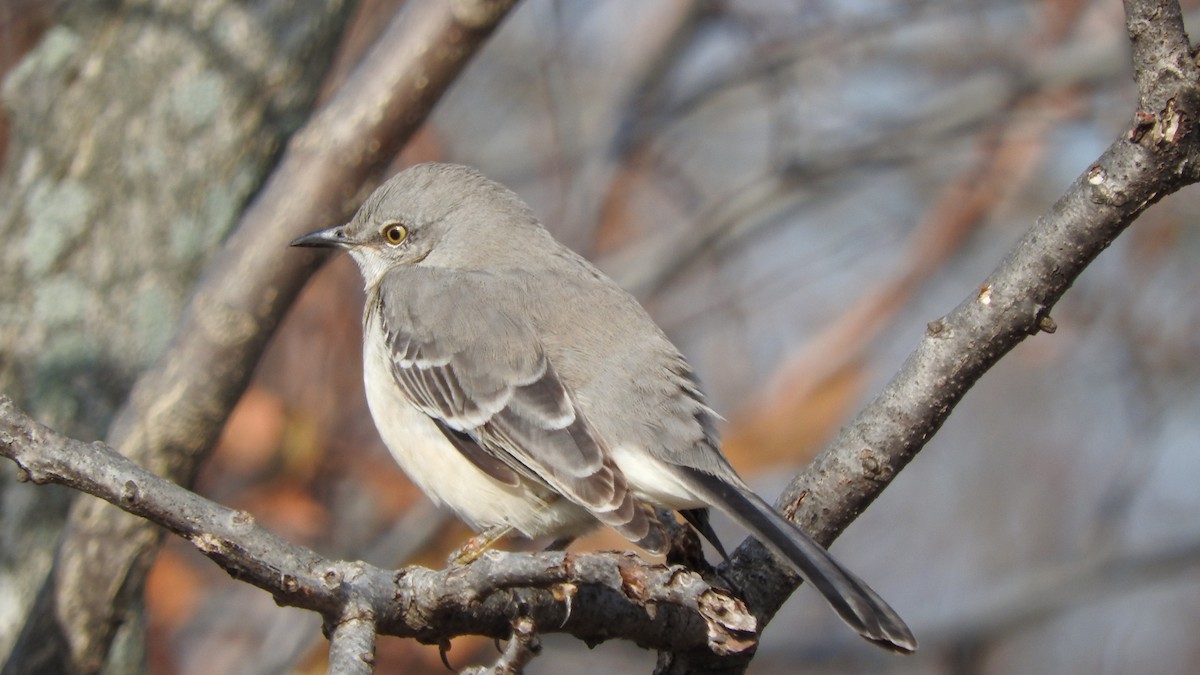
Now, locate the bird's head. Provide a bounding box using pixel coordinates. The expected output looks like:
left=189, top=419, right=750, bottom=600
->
left=291, top=162, right=541, bottom=288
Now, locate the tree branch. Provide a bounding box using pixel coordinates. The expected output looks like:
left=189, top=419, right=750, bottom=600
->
left=0, top=396, right=758, bottom=666
left=652, top=3, right=1200, bottom=672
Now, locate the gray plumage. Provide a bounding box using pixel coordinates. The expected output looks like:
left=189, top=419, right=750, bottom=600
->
left=292, top=162, right=916, bottom=652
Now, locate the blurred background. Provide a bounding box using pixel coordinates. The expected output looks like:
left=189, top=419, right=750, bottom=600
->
left=3, top=0, right=1200, bottom=673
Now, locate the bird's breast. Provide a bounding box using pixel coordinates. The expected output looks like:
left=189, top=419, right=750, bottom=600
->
left=360, top=312, right=595, bottom=539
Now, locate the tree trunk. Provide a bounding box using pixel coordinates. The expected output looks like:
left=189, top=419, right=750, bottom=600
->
left=0, top=1, right=354, bottom=672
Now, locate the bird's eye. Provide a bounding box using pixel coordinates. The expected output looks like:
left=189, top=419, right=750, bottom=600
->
left=382, top=223, right=408, bottom=245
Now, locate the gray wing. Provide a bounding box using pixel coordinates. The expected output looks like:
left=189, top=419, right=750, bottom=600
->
left=373, top=268, right=664, bottom=552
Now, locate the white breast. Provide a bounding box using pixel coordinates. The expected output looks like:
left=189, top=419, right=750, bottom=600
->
left=361, top=314, right=595, bottom=540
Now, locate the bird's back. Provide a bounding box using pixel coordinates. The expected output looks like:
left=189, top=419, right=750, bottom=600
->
left=505, top=241, right=732, bottom=478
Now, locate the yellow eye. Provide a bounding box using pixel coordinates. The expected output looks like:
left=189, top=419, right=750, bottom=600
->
left=382, top=223, right=408, bottom=245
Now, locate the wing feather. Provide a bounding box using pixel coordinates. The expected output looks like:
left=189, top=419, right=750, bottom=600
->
left=374, top=268, right=664, bottom=551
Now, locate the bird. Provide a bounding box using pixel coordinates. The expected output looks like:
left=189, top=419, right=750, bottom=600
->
left=291, top=162, right=915, bottom=652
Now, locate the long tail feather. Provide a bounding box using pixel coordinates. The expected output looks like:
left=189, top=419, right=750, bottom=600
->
left=680, top=467, right=916, bottom=652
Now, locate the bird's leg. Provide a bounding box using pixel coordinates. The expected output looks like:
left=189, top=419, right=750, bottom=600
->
left=452, top=496, right=576, bottom=563
left=543, top=536, right=575, bottom=552
left=448, top=525, right=513, bottom=565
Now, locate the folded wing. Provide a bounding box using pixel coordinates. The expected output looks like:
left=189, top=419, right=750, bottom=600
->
left=374, top=268, right=664, bottom=552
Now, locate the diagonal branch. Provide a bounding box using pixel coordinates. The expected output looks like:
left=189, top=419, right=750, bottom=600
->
left=663, top=1, right=1200, bottom=672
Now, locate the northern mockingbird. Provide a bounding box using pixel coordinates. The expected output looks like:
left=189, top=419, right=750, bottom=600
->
left=292, top=162, right=915, bottom=652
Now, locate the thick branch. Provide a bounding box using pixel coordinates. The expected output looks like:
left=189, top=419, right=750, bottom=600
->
left=0, top=396, right=757, bottom=660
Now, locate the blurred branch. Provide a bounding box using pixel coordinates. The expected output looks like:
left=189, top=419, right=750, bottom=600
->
left=938, top=537, right=1200, bottom=659
left=663, top=1, right=1200, bottom=672
left=805, top=536, right=1200, bottom=672
left=0, top=395, right=758, bottom=665
left=540, top=0, right=708, bottom=252
left=603, top=3, right=1161, bottom=301
left=724, top=0, right=1093, bottom=467
left=723, top=123, right=1021, bottom=465
left=18, top=2, right=518, bottom=674
left=639, top=2, right=1126, bottom=145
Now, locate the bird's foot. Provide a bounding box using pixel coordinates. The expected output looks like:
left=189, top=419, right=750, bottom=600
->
left=448, top=525, right=513, bottom=565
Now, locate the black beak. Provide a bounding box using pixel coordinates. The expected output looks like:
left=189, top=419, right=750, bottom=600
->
left=290, top=225, right=350, bottom=249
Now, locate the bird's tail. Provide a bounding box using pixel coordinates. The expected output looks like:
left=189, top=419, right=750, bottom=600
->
left=680, top=467, right=916, bottom=653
